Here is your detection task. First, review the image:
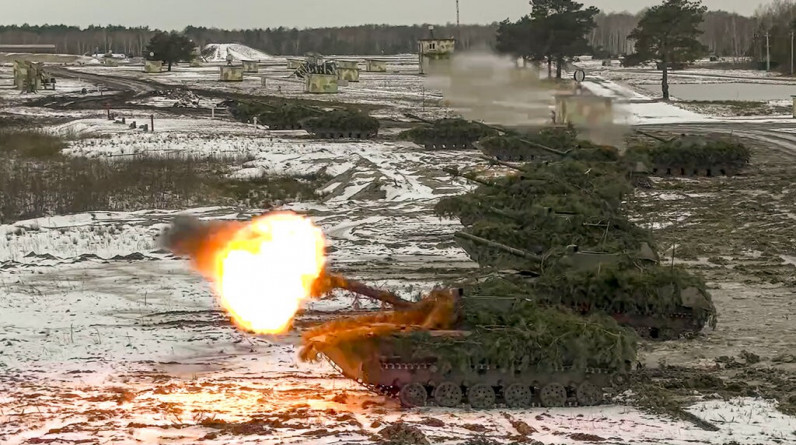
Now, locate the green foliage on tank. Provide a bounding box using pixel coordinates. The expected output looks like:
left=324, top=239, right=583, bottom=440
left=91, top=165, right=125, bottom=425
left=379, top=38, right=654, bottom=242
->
left=437, top=156, right=717, bottom=333
left=398, top=118, right=498, bottom=149
left=629, top=136, right=751, bottom=172
left=478, top=125, right=620, bottom=163
left=302, top=109, right=380, bottom=138
left=393, top=298, right=637, bottom=373
left=472, top=263, right=716, bottom=329
left=227, top=100, right=322, bottom=130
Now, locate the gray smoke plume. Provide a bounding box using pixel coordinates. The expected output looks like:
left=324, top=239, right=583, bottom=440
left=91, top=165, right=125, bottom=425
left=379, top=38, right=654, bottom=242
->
left=425, top=51, right=630, bottom=149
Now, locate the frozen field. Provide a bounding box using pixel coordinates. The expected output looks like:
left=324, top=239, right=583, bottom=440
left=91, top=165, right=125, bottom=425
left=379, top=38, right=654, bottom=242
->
left=1, top=52, right=795, bottom=444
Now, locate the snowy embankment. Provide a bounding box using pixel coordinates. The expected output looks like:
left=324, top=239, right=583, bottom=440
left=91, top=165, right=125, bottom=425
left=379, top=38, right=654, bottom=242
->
left=202, top=43, right=274, bottom=62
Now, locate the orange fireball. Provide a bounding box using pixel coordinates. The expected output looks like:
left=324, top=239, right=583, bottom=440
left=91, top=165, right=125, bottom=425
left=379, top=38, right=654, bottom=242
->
left=211, top=212, right=326, bottom=334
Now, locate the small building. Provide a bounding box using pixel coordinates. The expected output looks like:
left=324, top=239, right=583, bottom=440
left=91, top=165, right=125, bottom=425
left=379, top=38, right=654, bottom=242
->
left=287, top=58, right=304, bottom=70
left=219, top=65, right=244, bottom=82
left=305, top=73, right=338, bottom=94
left=554, top=93, right=613, bottom=127
left=242, top=60, right=259, bottom=73
left=0, top=44, right=56, bottom=54
left=418, top=38, right=456, bottom=74
left=336, top=60, right=360, bottom=82
left=143, top=60, right=164, bottom=73
left=365, top=59, right=388, bottom=72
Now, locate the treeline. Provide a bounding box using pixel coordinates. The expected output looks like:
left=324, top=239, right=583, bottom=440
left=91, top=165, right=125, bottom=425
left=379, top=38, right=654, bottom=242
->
left=0, top=24, right=496, bottom=56
left=589, top=10, right=757, bottom=58
left=0, top=10, right=768, bottom=58
left=752, top=0, right=796, bottom=72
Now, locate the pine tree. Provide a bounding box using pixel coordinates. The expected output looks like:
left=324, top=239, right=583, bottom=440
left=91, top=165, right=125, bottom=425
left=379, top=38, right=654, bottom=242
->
left=495, top=0, right=599, bottom=79
left=627, top=0, right=708, bottom=100
left=145, top=31, right=195, bottom=72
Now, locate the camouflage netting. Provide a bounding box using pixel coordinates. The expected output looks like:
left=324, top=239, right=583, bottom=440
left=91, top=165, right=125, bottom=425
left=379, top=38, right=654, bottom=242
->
left=302, top=110, right=380, bottom=136
left=436, top=149, right=717, bottom=331
left=227, top=101, right=322, bottom=130
left=398, top=119, right=498, bottom=148
left=446, top=298, right=637, bottom=371
left=301, top=290, right=637, bottom=373
left=478, top=125, right=620, bottom=163
left=629, top=137, right=751, bottom=172
left=471, top=264, right=716, bottom=328
left=435, top=161, right=651, bottom=259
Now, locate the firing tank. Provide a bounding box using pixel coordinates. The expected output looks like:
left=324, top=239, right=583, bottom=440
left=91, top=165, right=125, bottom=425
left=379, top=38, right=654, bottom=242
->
left=301, top=109, right=380, bottom=139
left=436, top=160, right=717, bottom=339
left=398, top=115, right=498, bottom=149
left=303, top=273, right=637, bottom=409
left=630, top=130, right=751, bottom=177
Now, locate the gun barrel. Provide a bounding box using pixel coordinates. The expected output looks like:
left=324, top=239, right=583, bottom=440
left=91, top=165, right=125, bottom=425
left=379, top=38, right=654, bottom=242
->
left=454, top=231, right=543, bottom=262
left=320, top=273, right=415, bottom=310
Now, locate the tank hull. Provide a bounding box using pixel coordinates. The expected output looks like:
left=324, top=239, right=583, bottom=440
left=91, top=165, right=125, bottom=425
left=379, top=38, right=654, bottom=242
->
left=313, top=332, right=626, bottom=408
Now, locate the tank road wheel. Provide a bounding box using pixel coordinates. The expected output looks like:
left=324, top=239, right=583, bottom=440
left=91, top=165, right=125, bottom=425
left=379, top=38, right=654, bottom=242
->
left=576, top=382, right=602, bottom=406
left=467, top=384, right=496, bottom=409
left=433, top=382, right=463, bottom=407
left=539, top=383, right=567, bottom=407
left=399, top=383, right=427, bottom=408
left=503, top=383, right=533, bottom=409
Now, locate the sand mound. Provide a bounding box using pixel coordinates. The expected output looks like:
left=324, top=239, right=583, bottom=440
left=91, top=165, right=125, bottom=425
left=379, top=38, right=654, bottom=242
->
left=202, top=43, right=273, bottom=62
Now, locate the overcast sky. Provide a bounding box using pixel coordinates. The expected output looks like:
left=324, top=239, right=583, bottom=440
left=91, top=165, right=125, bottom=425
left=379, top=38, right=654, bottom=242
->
left=0, top=0, right=768, bottom=29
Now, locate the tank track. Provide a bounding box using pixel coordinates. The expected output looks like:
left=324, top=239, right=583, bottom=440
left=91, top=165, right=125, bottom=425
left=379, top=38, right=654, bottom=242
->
left=323, top=355, right=622, bottom=409
left=306, top=128, right=378, bottom=140
left=419, top=139, right=476, bottom=150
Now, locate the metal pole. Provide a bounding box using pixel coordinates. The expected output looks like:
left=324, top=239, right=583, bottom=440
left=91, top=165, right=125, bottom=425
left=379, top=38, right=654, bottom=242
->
left=766, top=32, right=771, bottom=72
left=791, top=31, right=794, bottom=75
left=150, top=114, right=154, bottom=132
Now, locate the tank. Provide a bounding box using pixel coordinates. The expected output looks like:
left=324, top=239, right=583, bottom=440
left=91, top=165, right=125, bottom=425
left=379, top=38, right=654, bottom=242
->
left=476, top=125, right=624, bottom=164
left=436, top=160, right=717, bottom=339
left=302, top=275, right=637, bottom=409
left=225, top=100, right=323, bottom=130
left=301, top=110, right=380, bottom=139
left=398, top=118, right=498, bottom=149
left=630, top=131, right=751, bottom=177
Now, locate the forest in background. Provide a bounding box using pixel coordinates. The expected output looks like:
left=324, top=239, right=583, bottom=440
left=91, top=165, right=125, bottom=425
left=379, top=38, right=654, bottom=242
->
left=0, top=7, right=778, bottom=64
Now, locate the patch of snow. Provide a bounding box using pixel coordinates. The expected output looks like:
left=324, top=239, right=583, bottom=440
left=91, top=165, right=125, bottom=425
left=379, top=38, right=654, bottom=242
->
left=203, top=43, right=273, bottom=62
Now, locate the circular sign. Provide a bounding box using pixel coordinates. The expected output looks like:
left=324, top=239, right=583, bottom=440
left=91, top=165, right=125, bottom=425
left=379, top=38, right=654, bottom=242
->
left=149, top=52, right=155, bottom=57
left=574, top=69, right=586, bottom=82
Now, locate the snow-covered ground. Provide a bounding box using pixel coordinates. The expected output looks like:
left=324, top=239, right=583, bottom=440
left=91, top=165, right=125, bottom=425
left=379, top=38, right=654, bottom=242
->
left=2, top=52, right=796, bottom=444
left=203, top=43, right=274, bottom=62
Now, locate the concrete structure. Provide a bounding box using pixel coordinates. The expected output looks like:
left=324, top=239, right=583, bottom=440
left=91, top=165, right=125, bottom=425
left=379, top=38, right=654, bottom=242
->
left=365, top=59, right=388, bottom=72
left=103, top=58, right=119, bottom=67
left=554, top=93, right=613, bottom=127
left=418, top=38, right=456, bottom=74
left=336, top=60, right=360, bottom=82
left=0, top=44, right=56, bottom=54
left=219, top=65, right=244, bottom=82
left=305, top=73, right=338, bottom=94
left=242, top=60, right=259, bottom=73
left=792, top=95, right=796, bottom=118
left=287, top=58, right=304, bottom=70
left=13, top=60, right=44, bottom=92
left=143, top=60, right=164, bottom=73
